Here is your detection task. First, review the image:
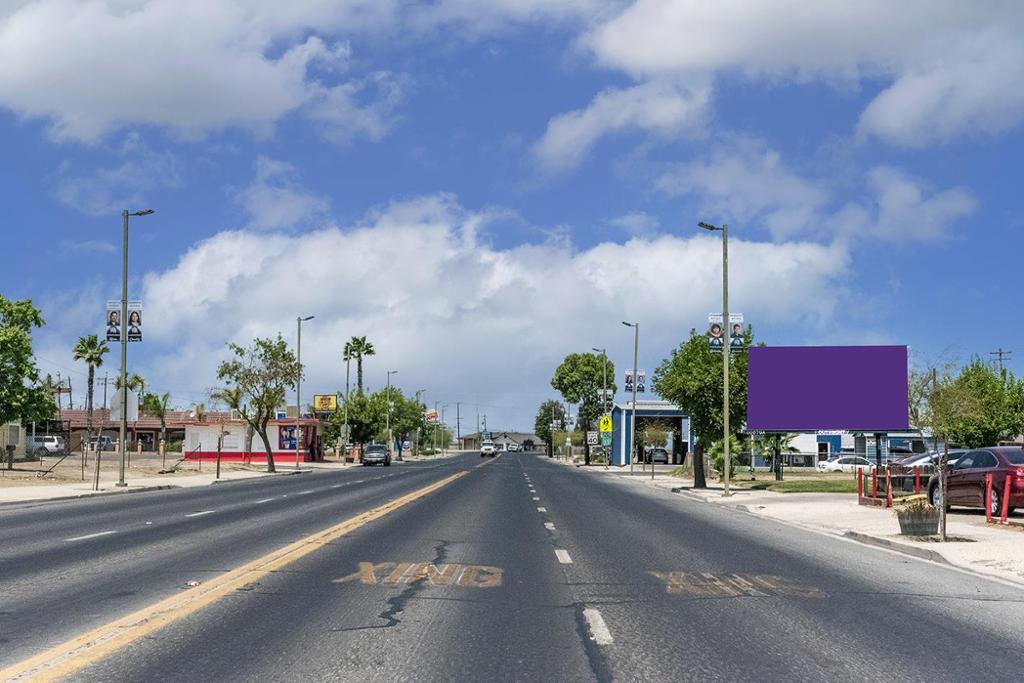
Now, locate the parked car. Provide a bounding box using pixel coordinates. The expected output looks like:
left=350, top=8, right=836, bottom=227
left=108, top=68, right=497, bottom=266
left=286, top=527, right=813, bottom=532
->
left=362, top=444, right=391, bottom=466
left=87, top=435, right=116, bottom=452
left=928, top=447, right=1024, bottom=514
left=645, top=447, right=669, bottom=464
left=506, top=443, right=520, bottom=452
left=889, top=450, right=965, bottom=494
left=817, top=456, right=872, bottom=473
left=480, top=441, right=497, bottom=457
left=27, top=435, right=64, bottom=455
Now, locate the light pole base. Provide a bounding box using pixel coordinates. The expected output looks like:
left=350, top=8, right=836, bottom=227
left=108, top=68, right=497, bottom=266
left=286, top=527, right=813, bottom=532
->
left=115, top=482, right=128, bottom=487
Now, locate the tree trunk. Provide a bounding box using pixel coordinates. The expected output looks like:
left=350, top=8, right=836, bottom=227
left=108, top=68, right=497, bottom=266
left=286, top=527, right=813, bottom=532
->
left=357, top=357, right=364, bottom=393
left=257, top=427, right=276, bottom=473
left=86, top=366, right=95, bottom=450
left=693, top=440, right=707, bottom=489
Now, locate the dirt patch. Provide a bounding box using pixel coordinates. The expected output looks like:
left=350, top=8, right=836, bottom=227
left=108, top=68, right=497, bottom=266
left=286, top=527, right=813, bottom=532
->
left=0, top=453, right=259, bottom=488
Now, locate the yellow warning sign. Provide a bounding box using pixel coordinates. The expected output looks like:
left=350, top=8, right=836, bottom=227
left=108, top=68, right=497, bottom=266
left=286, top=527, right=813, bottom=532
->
left=599, top=415, right=612, bottom=433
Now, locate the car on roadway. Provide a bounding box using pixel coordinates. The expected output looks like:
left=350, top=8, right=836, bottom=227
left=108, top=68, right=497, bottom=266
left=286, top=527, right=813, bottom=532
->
left=506, top=443, right=520, bottom=452
left=817, top=456, right=873, bottom=473
left=27, top=435, right=64, bottom=455
left=480, top=441, right=497, bottom=457
left=362, top=444, right=391, bottom=467
left=928, top=447, right=1024, bottom=514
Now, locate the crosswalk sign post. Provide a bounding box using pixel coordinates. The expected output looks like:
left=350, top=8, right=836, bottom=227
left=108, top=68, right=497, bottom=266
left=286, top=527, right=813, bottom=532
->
left=599, top=415, right=612, bottom=433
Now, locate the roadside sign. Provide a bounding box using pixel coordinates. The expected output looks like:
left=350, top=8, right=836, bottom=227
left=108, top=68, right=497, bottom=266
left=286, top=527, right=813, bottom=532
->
left=599, top=415, right=612, bottom=433
left=110, top=389, right=139, bottom=422
left=564, top=437, right=571, bottom=447
left=600, top=432, right=612, bottom=447
left=313, top=394, right=338, bottom=412
left=586, top=431, right=598, bottom=446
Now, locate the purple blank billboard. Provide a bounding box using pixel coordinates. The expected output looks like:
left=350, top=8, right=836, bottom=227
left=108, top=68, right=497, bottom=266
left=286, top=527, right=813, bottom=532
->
left=747, top=346, right=908, bottom=432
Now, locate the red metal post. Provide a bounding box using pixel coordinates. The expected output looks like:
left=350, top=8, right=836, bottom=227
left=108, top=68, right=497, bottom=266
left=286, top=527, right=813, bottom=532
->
left=857, top=469, right=863, bottom=498
left=871, top=468, right=877, bottom=499
left=885, top=469, right=893, bottom=508
left=1002, top=476, right=1012, bottom=523
left=985, top=473, right=993, bottom=523
left=915, top=466, right=921, bottom=494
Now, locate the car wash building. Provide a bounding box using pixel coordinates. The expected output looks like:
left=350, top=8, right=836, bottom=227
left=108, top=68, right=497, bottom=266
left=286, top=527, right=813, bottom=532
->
left=609, top=400, right=693, bottom=466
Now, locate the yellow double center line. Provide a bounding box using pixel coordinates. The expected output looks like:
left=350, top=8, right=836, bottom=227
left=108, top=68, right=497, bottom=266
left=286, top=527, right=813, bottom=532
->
left=2, top=470, right=471, bottom=682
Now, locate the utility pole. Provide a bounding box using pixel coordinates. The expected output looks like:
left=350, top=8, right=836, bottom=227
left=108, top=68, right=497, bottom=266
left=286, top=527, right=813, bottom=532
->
left=386, top=370, right=398, bottom=457
left=456, top=402, right=462, bottom=445
left=433, top=401, right=440, bottom=455
left=414, top=389, right=425, bottom=456
left=990, top=348, right=1012, bottom=380
left=441, top=404, right=447, bottom=456
left=343, top=352, right=351, bottom=459
left=116, top=208, right=154, bottom=488
left=295, top=315, right=314, bottom=469
left=699, top=221, right=731, bottom=496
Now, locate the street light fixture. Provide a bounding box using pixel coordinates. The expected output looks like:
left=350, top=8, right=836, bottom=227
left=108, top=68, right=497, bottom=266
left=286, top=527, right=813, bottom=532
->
left=699, top=220, right=731, bottom=497
left=622, top=321, right=639, bottom=476
left=114, top=208, right=154, bottom=489
left=295, top=315, right=314, bottom=469
left=386, top=370, right=398, bottom=458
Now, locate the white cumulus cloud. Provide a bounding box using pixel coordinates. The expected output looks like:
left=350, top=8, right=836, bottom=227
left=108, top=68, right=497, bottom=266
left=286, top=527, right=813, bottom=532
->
left=135, top=193, right=849, bottom=428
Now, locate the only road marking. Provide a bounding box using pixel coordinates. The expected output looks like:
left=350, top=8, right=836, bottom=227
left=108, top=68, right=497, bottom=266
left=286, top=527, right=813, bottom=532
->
left=555, top=549, right=573, bottom=564
left=648, top=572, right=824, bottom=599
left=65, top=530, right=117, bottom=542
left=333, top=562, right=502, bottom=588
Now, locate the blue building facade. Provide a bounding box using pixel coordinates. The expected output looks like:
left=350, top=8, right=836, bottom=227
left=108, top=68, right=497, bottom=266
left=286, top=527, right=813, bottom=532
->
left=609, top=400, right=693, bottom=466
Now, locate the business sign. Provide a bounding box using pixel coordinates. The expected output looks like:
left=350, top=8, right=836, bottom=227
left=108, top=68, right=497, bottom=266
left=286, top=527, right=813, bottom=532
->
left=624, top=370, right=646, bottom=393
left=424, top=409, right=438, bottom=424
left=105, top=301, right=142, bottom=342
left=279, top=425, right=298, bottom=450
left=598, top=415, right=613, bottom=433
left=709, top=314, right=744, bottom=353
left=747, top=346, right=909, bottom=432
left=313, top=394, right=338, bottom=412
left=586, top=431, right=599, bottom=446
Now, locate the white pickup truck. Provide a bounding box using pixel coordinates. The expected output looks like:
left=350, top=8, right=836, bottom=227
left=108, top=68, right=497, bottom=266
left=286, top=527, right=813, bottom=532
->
left=480, top=441, right=497, bottom=457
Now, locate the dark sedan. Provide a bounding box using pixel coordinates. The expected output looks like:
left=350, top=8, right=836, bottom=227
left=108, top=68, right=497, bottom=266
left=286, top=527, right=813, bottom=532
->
left=928, top=447, right=1024, bottom=514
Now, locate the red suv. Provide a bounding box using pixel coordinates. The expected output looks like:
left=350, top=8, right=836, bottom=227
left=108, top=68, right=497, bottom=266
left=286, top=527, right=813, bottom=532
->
left=928, top=447, right=1024, bottom=515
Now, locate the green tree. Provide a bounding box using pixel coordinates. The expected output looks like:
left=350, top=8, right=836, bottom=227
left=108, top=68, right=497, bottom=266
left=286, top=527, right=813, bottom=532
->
left=114, top=372, right=145, bottom=393
left=708, top=434, right=743, bottom=479
left=344, top=336, right=376, bottom=394
left=653, top=327, right=753, bottom=489
left=534, top=400, right=567, bottom=457
left=216, top=336, right=301, bottom=473
left=0, top=296, right=56, bottom=467
left=333, top=391, right=385, bottom=446
left=72, top=334, right=109, bottom=438
left=142, top=391, right=172, bottom=445
left=940, top=359, right=1024, bottom=447
left=551, top=352, right=615, bottom=466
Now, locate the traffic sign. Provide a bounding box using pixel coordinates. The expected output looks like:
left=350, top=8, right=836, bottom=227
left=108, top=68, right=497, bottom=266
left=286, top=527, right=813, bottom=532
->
left=586, top=431, right=598, bottom=446
left=599, top=415, right=612, bottom=433
left=600, top=432, right=612, bottom=447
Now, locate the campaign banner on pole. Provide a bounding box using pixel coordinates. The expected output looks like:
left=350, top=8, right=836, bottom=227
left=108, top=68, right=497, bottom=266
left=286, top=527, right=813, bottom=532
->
left=707, top=314, right=724, bottom=352
left=728, top=314, right=744, bottom=352
left=126, top=302, right=143, bottom=342
left=624, top=370, right=646, bottom=393
left=709, top=313, right=745, bottom=353
left=106, top=301, right=121, bottom=342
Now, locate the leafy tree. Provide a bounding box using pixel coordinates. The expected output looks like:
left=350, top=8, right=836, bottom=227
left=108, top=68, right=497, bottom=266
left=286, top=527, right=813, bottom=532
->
left=114, top=372, right=145, bottom=392
left=754, top=433, right=798, bottom=473
left=708, top=434, right=743, bottom=479
left=333, top=391, right=384, bottom=446
left=0, top=296, right=56, bottom=467
left=534, top=400, right=567, bottom=457
left=551, top=352, right=615, bottom=466
left=142, top=391, right=172, bottom=445
left=72, top=334, right=109, bottom=436
left=216, top=336, right=301, bottom=473
left=653, top=327, right=753, bottom=489
left=940, top=359, right=1024, bottom=447
left=344, top=336, right=376, bottom=394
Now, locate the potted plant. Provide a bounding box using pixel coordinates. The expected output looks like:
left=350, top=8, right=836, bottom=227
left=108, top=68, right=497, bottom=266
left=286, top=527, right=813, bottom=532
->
left=894, top=495, right=939, bottom=536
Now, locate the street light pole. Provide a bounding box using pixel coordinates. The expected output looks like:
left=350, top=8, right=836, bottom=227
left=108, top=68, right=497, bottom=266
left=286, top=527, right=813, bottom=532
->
left=386, top=370, right=398, bottom=457
left=700, top=221, right=731, bottom=496
left=116, top=208, right=153, bottom=488
left=622, top=322, right=639, bottom=475
left=415, top=389, right=426, bottom=456
left=296, top=315, right=314, bottom=469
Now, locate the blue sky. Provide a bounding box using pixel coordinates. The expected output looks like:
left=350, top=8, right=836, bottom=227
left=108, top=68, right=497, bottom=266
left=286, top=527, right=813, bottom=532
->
left=1, top=1, right=1022, bottom=430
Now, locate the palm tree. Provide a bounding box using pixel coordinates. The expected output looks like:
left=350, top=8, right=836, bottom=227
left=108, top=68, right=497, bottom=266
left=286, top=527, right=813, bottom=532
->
left=142, top=392, right=171, bottom=446
left=344, top=336, right=375, bottom=394
left=114, top=372, right=145, bottom=393
left=72, top=335, right=109, bottom=438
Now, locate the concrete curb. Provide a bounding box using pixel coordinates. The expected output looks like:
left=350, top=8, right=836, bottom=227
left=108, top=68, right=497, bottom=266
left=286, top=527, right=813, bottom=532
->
left=841, top=531, right=952, bottom=566
left=0, top=484, right=179, bottom=508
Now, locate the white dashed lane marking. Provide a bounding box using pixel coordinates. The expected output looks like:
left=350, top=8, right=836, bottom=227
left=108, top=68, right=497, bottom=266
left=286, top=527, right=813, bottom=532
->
left=532, top=496, right=540, bottom=501
left=583, top=608, right=614, bottom=645
left=254, top=498, right=276, bottom=504
left=537, top=507, right=547, bottom=512
left=555, top=549, right=573, bottom=564
left=544, top=522, right=555, bottom=531
left=65, top=530, right=117, bottom=542
left=184, top=510, right=216, bottom=518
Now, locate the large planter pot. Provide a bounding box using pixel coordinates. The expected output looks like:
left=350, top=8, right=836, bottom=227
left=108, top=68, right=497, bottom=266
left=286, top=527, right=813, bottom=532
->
left=896, top=509, right=940, bottom=536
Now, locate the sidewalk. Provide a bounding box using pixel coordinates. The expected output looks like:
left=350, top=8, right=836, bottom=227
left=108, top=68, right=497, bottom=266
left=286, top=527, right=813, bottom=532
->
left=576, top=464, right=1024, bottom=588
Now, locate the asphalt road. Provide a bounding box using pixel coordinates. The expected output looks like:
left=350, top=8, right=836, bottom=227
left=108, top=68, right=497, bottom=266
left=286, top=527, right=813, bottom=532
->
left=2, top=452, right=1024, bottom=682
